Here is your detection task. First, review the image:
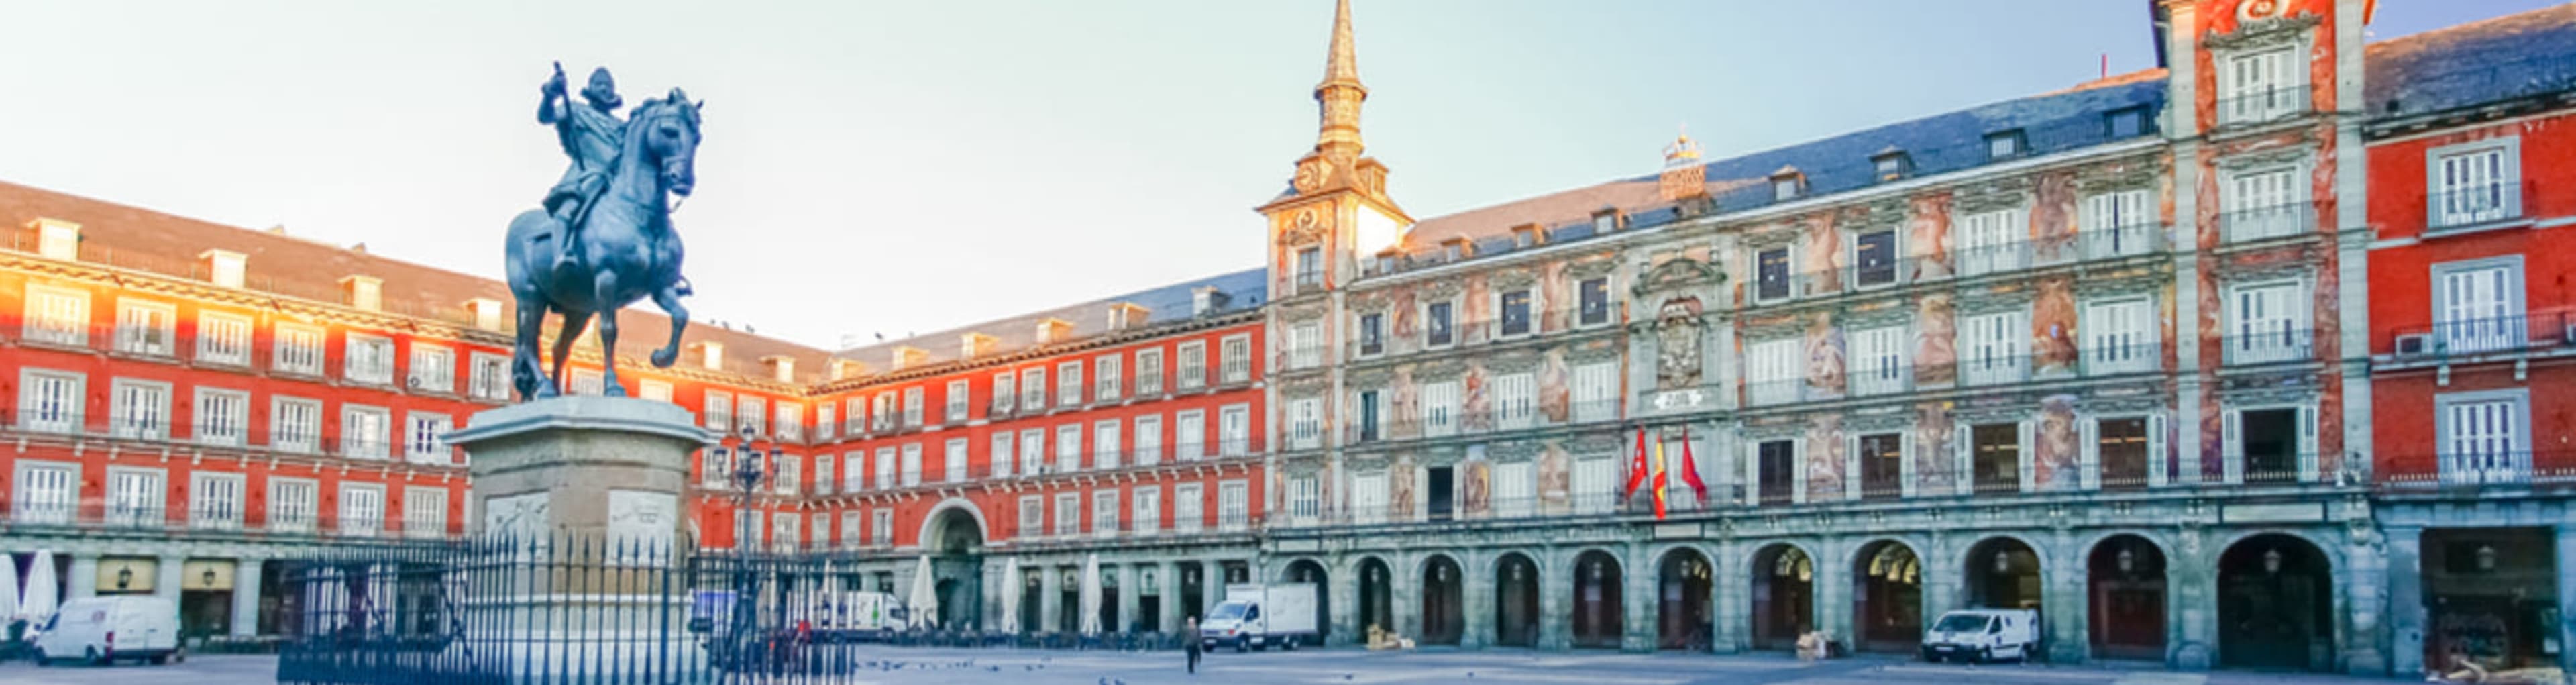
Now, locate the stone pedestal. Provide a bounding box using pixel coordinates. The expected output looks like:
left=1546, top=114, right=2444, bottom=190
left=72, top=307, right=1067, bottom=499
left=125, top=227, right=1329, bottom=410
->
left=447, top=396, right=711, bottom=549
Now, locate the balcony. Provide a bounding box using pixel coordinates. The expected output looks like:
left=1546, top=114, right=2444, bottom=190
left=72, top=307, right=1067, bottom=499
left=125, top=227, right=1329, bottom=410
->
left=2222, top=326, right=2316, bottom=366
left=2427, top=182, right=2529, bottom=231
left=1752, top=227, right=2171, bottom=307
left=1344, top=307, right=1601, bottom=360
left=2079, top=341, right=2162, bottom=376
left=2390, top=311, right=2576, bottom=360
left=2220, top=203, right=2314, bottom=244
left=0, top=498, right=459, bottom=541
left=2381, top=453, right=2576, bottom=491
left=1342, top=400, right=1624, bottom=445
left=4, top=407, right=467, bottom=466
left=2216, top=85, right=2312, bottom=128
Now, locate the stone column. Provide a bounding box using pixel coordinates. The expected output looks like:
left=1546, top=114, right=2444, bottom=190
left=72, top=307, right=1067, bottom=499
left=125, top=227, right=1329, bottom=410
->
left=2043, top=531, right=2088, bottom=663
left=1039, top=564, right=1063, bottom=634
left=2387, top=525, right=2425, bottom=677
left=1711, top=539, right=1748, bottom=653
left=2339, top=528, right=2391, bottom=676
left=1392, top=554, right=1421, bottom=642
left=1157, top=560, right=1181, bottom=633
left=1812, top=539, right=1853, bottom=655
left=231, top=558, right=265, bottom=637
left=1460, top=549, right=1491, bottom=649
left=1623, top=543, right=1656, bottom=652
left=154, top=554, right=185, bottom=604
left=2168, top=529, right=2216, bottom=670
left=1202, top=560, right=1224, bottom=617
left=1537, top=550, right=1569, bottom=651
left=67, top=554, right=98, bottom=600
left=1327, top=557, right=1358, bottom=647
left=1116, top=562, right=1140, bottom=633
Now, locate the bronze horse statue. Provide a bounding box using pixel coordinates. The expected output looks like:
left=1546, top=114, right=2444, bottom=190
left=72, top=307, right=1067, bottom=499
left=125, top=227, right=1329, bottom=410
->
left=504, top=89, right=701, bottom=400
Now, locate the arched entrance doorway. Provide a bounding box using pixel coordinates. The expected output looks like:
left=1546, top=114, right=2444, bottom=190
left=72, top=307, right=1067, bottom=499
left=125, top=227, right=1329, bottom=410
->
left=1420, top=556, right=1464, bottom=646
left=1964, top=537, right=2041, bottom=609
left=1286, top=559, right=1331, bottom=646
left=1750, top=544, right=1812, bottom=650
left=2219, top=534, right=2333, bottom=671
left=928, top=508, right=986, bottom=629
left=1853, top=541, right=1923, bottom=653
left=2088, top=535, right=2167, bottom=661
left=1495, top=554, right=1540, bottom=647
left=1658, top=549, right=1712, bottom=651
left=1357, top=557, right=1393, bottom=639
left=1018, top=568, right=1042, bottom=633
left=1571, top=550, right=1623, bottom=649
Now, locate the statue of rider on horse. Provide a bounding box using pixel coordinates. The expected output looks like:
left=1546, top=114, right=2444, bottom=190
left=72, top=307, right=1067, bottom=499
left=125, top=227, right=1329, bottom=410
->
left=506, top=64, right=702, bottom=401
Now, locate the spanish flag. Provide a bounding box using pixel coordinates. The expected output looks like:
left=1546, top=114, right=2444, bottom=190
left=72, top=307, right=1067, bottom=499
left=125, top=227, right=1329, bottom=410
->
left=1651, top=439, right=1670, bottom=519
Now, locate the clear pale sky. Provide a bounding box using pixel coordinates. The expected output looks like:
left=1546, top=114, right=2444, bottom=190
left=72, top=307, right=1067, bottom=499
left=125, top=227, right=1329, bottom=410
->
left=0, top=1, right=2555, bottom=350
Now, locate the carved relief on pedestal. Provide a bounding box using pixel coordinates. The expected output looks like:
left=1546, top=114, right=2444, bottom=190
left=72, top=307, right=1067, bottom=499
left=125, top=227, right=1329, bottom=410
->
left=485, top=492, right=551, bottom=542
left=608, top=489, right=678, bottom=560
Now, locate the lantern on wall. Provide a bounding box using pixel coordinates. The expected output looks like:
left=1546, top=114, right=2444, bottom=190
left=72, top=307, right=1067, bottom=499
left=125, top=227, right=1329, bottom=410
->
left=2262, top=549, right=2284, bottom=575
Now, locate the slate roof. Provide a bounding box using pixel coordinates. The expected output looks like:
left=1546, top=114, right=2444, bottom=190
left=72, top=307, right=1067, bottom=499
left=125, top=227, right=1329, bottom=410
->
left=2365, top=3, right=2576, bottom=121
left=828, top=267, right=1266, bottom=372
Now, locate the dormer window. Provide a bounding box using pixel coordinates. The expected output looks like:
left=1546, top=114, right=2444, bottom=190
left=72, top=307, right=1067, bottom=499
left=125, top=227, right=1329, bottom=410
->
left=1986, top=130, right=2026, bottom=161
left=1373, top=251, right=1397, bottom=276
left=1871, top=150, right=1912, bottom=182
left=1441, top=239, right=1468, bottom=262
left=2105, top=107, right=2149, bottom=138
left=1511, top=225, right=1540, bottom=249
left=1592, top=211, right=1617, bottom=233
left=1770, top=166, right=1805, bottom=201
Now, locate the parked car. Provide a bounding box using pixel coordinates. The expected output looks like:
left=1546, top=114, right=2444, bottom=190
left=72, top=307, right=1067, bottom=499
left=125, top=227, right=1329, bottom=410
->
left=1919, top=608, right=2039, bottom=664
left=32, top=596, right=184, bottom=666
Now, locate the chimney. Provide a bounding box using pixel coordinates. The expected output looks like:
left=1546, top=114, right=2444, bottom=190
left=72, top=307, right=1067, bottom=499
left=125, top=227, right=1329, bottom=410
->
left=830, top=358, right=869, bottom=380
left=891, top=346, right=930, bottom=370
left=1033, top=318, right=1074, bottom=345
left=1658, top=132, right=1707, bottom=203
left=960, top=332, right=998, bottom=358
left=1106, top=303, right=1150, bottom=331
left=1192, top=288, right=1231, bottom=317
left=464, top=298, right=505, bottom=331
left=200, top=250, right=248, bottom=288
left=339, top=276, right=383, bottom=311
left=32, top=217, right=79, bottom=261
left=696, top=340, right=726, bottom=371
left=762, top=355, right=797, bottom=383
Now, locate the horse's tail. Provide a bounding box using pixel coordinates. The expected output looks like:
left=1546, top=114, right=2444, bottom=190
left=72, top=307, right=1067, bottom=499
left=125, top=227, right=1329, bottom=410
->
left=504, top=209, right=557, bottom=299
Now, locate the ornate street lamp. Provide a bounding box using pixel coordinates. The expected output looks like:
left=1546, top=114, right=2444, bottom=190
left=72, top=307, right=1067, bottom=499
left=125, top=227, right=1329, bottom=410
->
left=717, top=424, right=780, bottom=672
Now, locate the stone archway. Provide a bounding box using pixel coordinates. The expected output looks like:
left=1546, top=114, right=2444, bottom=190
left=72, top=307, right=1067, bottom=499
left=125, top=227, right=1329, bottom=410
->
left=1750, top=544, right=1812, bottom=651
left=1570, top=550, right=1623, bottom=649
left=2218, top=533, right=2334, bottom=671
left=2088, top=534, right=2167, bottom=661
left=1657, top=548, right=1711, bottom=651
left=1286, top=558, right=1332, bottom=646
left=1852, top=540, right=1923, bottom=653
left=1419, top=555, right=1464, bottom=646
left=928, top=507, right=986, bottom=629
left=1494, top=553, right=1541, bottom=647
left=1357, top=557, right=1393, bottom=641
left=1964, top=537, right=2042, bottom=610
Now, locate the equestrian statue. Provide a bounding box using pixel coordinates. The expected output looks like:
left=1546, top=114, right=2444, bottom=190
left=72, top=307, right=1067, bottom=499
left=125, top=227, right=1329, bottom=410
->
left=504, top=62, right=702, bottom=401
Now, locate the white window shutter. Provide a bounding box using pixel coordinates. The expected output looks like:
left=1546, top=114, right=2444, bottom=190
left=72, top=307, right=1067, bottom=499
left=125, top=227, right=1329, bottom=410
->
left=2298, top=405, right=2320, bottom=483
left=1843, top=433, right=1862, bottom=501
left=2222, top=410, right=2246, bottom=484
left=1789, top=439, right=1808, bottom=505
left=1742, top=441, right=1760, bottom=506
left=2080, top=417, right=2101, bottom=491
left=1898, top=433, right=1918, bottom=498
left=2017, top=419, right=2036, bottom=493
left=1954, top=421, right=1974, bottom=496
left=2147, top=413, right=2169, bottom=488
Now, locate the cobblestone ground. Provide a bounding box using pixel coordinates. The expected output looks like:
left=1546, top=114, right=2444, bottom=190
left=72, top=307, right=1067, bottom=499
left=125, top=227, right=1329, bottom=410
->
left=0, top=651, right=2415, bottom=685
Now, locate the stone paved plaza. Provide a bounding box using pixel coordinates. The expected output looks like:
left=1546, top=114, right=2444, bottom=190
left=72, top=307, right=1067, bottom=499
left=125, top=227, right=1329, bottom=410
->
left=0, top=652, right=2420, bottom=685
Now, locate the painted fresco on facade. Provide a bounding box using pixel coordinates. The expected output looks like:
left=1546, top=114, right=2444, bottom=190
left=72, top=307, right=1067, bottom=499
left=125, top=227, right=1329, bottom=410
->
left=1804, top=312, right=1845, bottom=398
left=2033, top=275, right=2079, bottom=376
left=2035, top=394, right=2081, bottom=489
left=1913, top=403, right=1957, bottom=493
left=1908, top=193, right=1955, bottom=280
left=2031, top=170, right=2080, bottom=263
left=1804, top=414, right=1846, bottom=501
left=1914, top=293, right=1957, bottom=385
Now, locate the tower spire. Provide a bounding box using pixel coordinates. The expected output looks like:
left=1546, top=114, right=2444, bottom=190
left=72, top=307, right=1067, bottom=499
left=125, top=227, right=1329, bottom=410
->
left=1313, top=0, right=1367, bottom=162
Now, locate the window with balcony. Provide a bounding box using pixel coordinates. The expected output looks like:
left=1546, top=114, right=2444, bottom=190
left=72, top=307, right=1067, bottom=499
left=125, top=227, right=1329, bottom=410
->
left=1093, top=490, right=1120, bottom=537
left=1022, top=368, right=1048, bottom=410
left=344, top=405, right=392, bottom=460
left=1220, top=404, right=1252, bottom=456
left=1287, top=323, right=1322, bottom=369
left=705, top=394, right=735, bottom=431
left=990, top=433, right=1015, bottom=478
left=900, top=443, right=923, bottom=486
left=113, top=300, right=176, bottom=357
left=775, top=405, right=802, bottom=441
left=270, top=478, right=318, bottom=533
left=1746, top=338, right=1801, bottom=405
left=1018, top=495, right=1044, bottom=539
left=774, top=454, right=802, bottom=494
left=469, top=352, right=511, bottom=401
left=1351, top=472, right=1388, bottom=524
left=2081, top=189, right=2153, bottom=258
left=106, top=468, right=164, bottom=527
left=401, top=488, right=447, bottom=537
left=1018, top=428, right=1046, bottom=476
left=273, top=397, right=321, bottom=454
left=1962, top=310, right=2029, bottom=385
left=702, top=449, right=732, bottom=488
left=273, top=325, right=327, bottom=376
left=2095, top=417, right=2154, bottom=490
left=991, top=372, right=1016, bottom=413
left=1134, top=414, right=1163, bottom=466
left=945, top=380, right=969, bottom=423
left=1849, top=326, right=1907, bottom=396
left=640, top=379, right=674, bottom=403
left=1572, top=458, right=1617, bottom=514
left=1956, top=209, right=2023, bottom=276
left=840, top=511, right=863, bottom=547
left=1177, top=342, right=1206, bottom=390
left=1572, top=362, right=1617, bottom=423
left=409, top=346, right=455, bottom=394
left=2225, top=280, right=2308, bottom=364
left=339, top=484, right=384, bottom=537
left=1424, top=301, right=1456, bottom=347
left=2218, top=45, right=2305, bottom=125
left=1577, top=277, right=1611, bottom=327
left=2222, top=166, right=2302, bottom=242
left=407, top=412, right=451, bottom=464
left=1354, top=390, right=1381, bottom=443
left=13, top=461, right=75, bottom=524
left=1132, top=486, right=1161, bottom=535
left=2440, top=390, right=2529, bottom=485
left=1358, top=313, right=1385, bottom=356
left=197, top=311, right=252, bottom=366
left=569, top=368, right=604, bottom=396
left=17, top=369, right=83, bottom=434
left=344, top=333, right=394, bottom=385
left=1093, top=420, right=1122, bottom=470
left=1056, top=424, right=1081, bottom=473
left=739, top=397, right=767, bottom=436
left=191, top=472, right=244, bottom=529
left=110, top=378, right=170, bottom=441
left=1288, top=398, right=1322, bottom=450
left=1220, top=335, right=1251, bottom=384
left=1136, top=349, right=1164, bottom=395
left=23, top=285, right=89, bottom=348
left=1854, top=230, right=1899, bottom=287
left=1176, top=410, right=1206, bottom=462
left=1095, top=354, right=1122, bottom=401
left=1294, top=247, right=1322, bottom=293
left=1219, top=480, right=1249, bottom=531
left=1754, top=440, right=1795, bottom=505
left=2084, top=299, right=2155, bottom=375
left=1054, top=493, right=1083, bottom=537
left=901, top=387, right=924, bottom=426
left=1057, top=361, right=1083, bottom=407
left=812, top=455, right=834, bottom=494
left=1499, top=291, right=1533, bottom=337
left=2430, top=139, right=2522, bottom=229
left=196, top=387, right=248, bottom=447
left=2224, top=405, right=2313, bottom=484
left=1421, top=381, right=1460, bottom=437
left=1494, top=372, right=1536, bottom=430
left=2432, top=258, right=2524, bottom=355
left=1970, top=423, right=2024, bottom=495
left=843, top=452, right=867, bottom=492
left=1174, top=482, right=1205, bottom=533
left=1754, top=246, right=1792, bottom=302
left=869, top=391, right=893, bottom=430
left=1858, top=433, right=1903, bottom=500
left=871, top=509, right=894, bottom=545
left=1492, top=461, right=1535, bottom=517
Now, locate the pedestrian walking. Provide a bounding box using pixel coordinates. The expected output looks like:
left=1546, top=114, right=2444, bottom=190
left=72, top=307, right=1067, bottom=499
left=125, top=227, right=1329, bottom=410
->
left=1184, top=617, right=1203, bottom=674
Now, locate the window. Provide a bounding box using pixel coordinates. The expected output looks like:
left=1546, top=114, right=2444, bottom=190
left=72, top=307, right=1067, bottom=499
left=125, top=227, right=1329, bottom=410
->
left=1512, top=227, right=1537, bottom=249
left=945, top=438, right=969, bottom=482
left=186, top=386, right=244, bottom=447
left=2084, top=299, right=2155, bottom=375
left=840, top=511, right=864, bottom=547
left=1858, top=433, right=1903, bottom=500
left=2094, top=417, right=2153, bottom=491
left=196, top=311, right=253, bottom=366
left=1358, top=313, right=1385, bottom=355
left=2081, top=190, right=2153, bottom=259
left=13, top=461, right=76, bottom=524
left=1289, top=476, right=1320, bottom=521
left=641, top=379, right=674, bottom=403
left=17, top=369, right=84, bottom=434
left=338, top=484, right=386, bottom=536
left=1022, top=368, right=1047, bottom=410
left=1572, top=458, right=1616, bottom=514
left=936, top=381, right=963, bottom=423
left=2223, top=167, right=2301, bottom=242
left=1354, top=390, right=1381, bottom=442
left=270, top=478, right=319, bottom=533
left=1746, top=338, right=1802, bottom=405
left=1220, top=404, right=1251, bottom=456
left=1018, top=495, right=1044, bottom=539
left=2225, top=406, right=2313, bottom=484
left=739, top=397, right=767, bottom=435
left=1849, top=326, right=1907, bottom=396
left=772, top=513, right=799, bottom=551
left=871, top=392, right=895, bottom=429
left=1136, top=349, right=1164, bottom=395
left=2440, top=390, right=2528, bottom=484
left=1874, top=152, right=1911, bottom=181
left=704, top=392, right=733, bottom=431
left=105, top=468, right=164, bottom=527
left=469, top=352, right=511, bottom=401
left=344, top=333, right=394, bottom=385
left=1499, top=291, right=1533, bottom=337
left=1093, top=421, right=1122, bottom=470
left=1018, top=429, right=1046, bottom=476
left=110, top=378, right=171, bottom=441
left=1420, top=381, right=1460, bottom=437
left=1287, top=399, right=1322, bottom=450
left=1962, top=310, right=2029, bottom=385
left=191, top=472, right=245, bottom=529
left=704, top=449, right=733, bottom=488
left=2226, top=281, right=2308, bottom=364
left=402, top=413, right=453, bottom=463
left=842, top=452, right=867, bottom=492
left=812, top=401, right=834, bottom=439
left=1957, top=209, right=2023, bottom=276
left=2219, top=46, right=2303, bottom=125
left=871, top=509, right=894, bottom=546
left=2430, top=140, right=2522, bottom=229
left=1054, top=493, right=1083, bottom=537
left=900, top=443, right=922, bottom=486
left=1093, top=490, right=1120, bottom=537
left=1174, top=483, right=1205, bottom=533
left=1985, top=129, right=2025, bottom=160
left=409, top=345, right=455, bottom=393
left=1494, top=461, right=1536, bottom=517
left=1294, top=247, right=1323, bottom=293
left=1593, top=212, right=1617, bottom=233
left=1352, top=472, right=1389, bottom=524
left=2105, top=107, right=2149, bottom=138
left=1572, top=362, right=1618, bottom=423
left=775, top=404, right=802, bottom=441
left=1426, top=301, right=1456, bottom=347
left=774, top=454, right=801, bottom=494
left=343, top=405, right=392, bottom=460
left=2434, top=259, right=2523, bottom=354
left=1134, top=414, right=1163, bottom=466
left=1772, top=174, right=1802, bottom=201
left=1057, top=361, right=1083, bottom=407
left=1494, top=372, right=1536, bottom=430
left=1220, top=335, right=1251, bottom=384
left=1132, top=486, right=1161, bottom=535
left=570, top=368, right=604, bottom=395
left=1287, top=323, right=1321, bottom=369
left=113, top=300, right=176, bottom=356
left=991, top=372, right=1016, bottom=413
left=272, top=397, right=321, bottom=454
left=274, top=324, right=325, bottom=376
left=1176, top=411, right=1206, bottom=462
left=1218, top=480, right=1248, bottom=531
left=1176, top=341, right=1207, bottom=390
left=1854, top=230, right=1899, bottom=287
left=1576, top=276, right=1612, bottom=327
left=1971, top=423, right=2025, bottom=495
left=1056, top=424, right=1081, bottom=473
left=872, top=447, right=897, bottom=490
left=989, top=432, right=1015, bottom=478
left=1755, top=246, right=1792, bottom=302
left=813, top=454, right=835, bottom=494
left=23, top=285, right=89, bottom=347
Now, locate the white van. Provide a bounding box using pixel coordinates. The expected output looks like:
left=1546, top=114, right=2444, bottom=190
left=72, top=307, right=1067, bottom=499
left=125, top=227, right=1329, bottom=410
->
left=32, top=596, right=183, bottom=666
left=1919, top=609, right=2039, bottom=664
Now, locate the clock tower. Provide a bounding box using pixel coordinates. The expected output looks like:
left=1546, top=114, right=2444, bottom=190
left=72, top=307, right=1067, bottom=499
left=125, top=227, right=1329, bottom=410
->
left=1260, top=0, right=1411, bottom=301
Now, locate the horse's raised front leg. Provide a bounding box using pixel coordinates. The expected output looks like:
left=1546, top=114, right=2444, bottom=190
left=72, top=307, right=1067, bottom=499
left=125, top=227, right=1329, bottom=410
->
left=513, top=301, right=548, bottom=401
left=549, top=310, right=592, bottom=397
left=649, top=282, right=690, bottom=368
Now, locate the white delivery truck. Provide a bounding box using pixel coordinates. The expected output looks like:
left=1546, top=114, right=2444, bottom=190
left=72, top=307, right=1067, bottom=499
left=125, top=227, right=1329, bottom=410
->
left=32, top=596, right=183, bottom=666
left=1919, top=608, right=2040, bottom=664
left=1200, top=582, right=1318, bottom=652
left=808, top=591, right=906, bottom=639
